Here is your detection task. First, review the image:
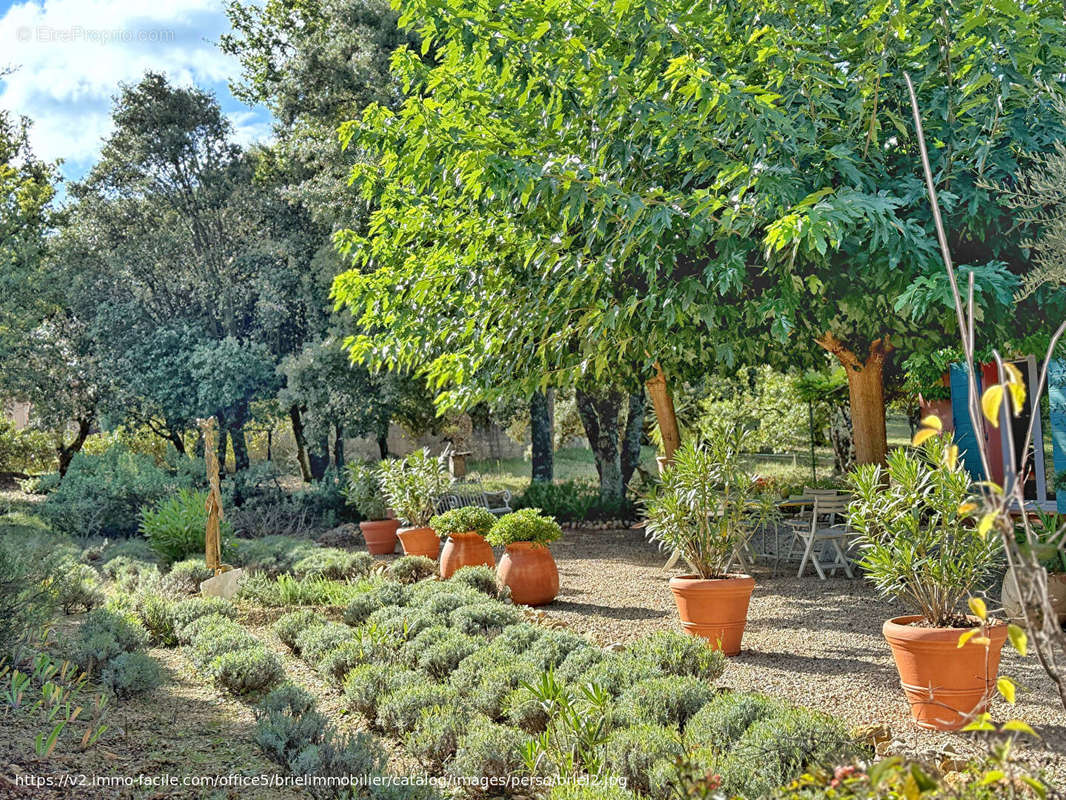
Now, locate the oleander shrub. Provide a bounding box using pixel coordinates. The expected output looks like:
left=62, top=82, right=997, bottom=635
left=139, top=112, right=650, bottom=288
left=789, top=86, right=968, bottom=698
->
left=170, top=597, right=237, bottom=643
left=449, top=602, right=524, bottom=636
left=54, top=560, right=104, bottom=614
left=448, top=717, right=528, bottom=795
left=685, top=692, right=785, bottom=751
left=293, top=548, right=374, bottom=581
left=524, top=628, right=591, bottom=671
left=100, top=651, right=164, bottom=697
left=343, top=664, right=425, bottom=719
left=210, top=647, right=284, bottom=695
left=449, top=565, right=502, bottom=598
left=406, top=705, right=467, bottom=770
left=294, top=622, right=355, bottom=664
left=142, top=489, right=234, bottom=565
left=377, top=681, right=462, bottom=736
left=617, top=676, right=716, bottom=729
left=72, top=608, right=149, bottom=673
left=233, top=535, right=317, bottom=576
left=273, top=610, right=322, bottom=652
left=719, top=707, right=854, bottom=798
left=160, top=559, right=214, bottom=596
left=625, top=631, right=726, bottom=681
left=417, top=629, right=479, bottom=679
left=603, top=724, right=684, bottom=795
left=388, top=555, right=438, bottom=584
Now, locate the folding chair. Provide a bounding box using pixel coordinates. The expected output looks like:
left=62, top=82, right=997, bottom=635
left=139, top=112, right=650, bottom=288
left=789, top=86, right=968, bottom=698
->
left=780, top=489, right=843, bottom=567
left=793, top=494, right=855, bottom=579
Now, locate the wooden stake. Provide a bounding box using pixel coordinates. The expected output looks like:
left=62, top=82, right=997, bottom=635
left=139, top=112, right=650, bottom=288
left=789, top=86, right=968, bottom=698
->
left=200, top=417, right=224, bottom=574
left=646, top=362, right=681, bottom=470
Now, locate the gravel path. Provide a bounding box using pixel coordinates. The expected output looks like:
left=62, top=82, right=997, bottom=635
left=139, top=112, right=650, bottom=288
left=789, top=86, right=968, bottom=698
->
left=543, top=527, right=1066, bottom=783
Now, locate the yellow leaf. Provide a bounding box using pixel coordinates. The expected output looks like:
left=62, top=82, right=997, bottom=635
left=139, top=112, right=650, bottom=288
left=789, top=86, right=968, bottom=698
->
left=968, top=597, right=988, bottom=620
left=979, top=770, right=1006, bottom=786
left=971, top=636, right=992, bottom=646
left=1004, top=362, right=1023, bottom=384
left=946, top=445, right=958, bottom=469
left=1020, top=776, right=1047, bottom=795
left=961, top=713, right=996, bottom=732
left=911, top=427, right=938, bottom=447
left=978, top=513, right=996, bottom=539
left=1008, top=382, right=1026, bottom=414
left=920, top=414, right=943, bottom=432
left=958, top=502, right=977, bottom=515
left=982, top=385, right=1003, bottom=427
left=1007, top=624, right=1028, bottom=657
left=957, top=628, right=979, bottom=648
left=1001, top=719, right=1040, bottom=738
left=997, top=677, right=1016, bottom=704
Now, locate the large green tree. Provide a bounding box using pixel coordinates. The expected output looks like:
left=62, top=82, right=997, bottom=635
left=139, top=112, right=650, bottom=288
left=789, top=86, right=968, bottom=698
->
left=333, top=0, right=1066, bottom=468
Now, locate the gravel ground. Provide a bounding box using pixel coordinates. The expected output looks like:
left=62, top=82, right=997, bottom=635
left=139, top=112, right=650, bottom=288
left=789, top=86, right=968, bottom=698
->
left=542, top=527, right=1066, bottom=784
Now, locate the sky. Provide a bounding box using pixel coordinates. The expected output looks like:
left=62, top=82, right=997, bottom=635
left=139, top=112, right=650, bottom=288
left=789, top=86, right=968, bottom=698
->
left=0, top=0, right=272, bottom=183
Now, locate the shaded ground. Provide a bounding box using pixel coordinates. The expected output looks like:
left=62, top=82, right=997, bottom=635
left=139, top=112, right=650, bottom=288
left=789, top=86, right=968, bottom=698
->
left=543, top=527, right=1066, bottom=784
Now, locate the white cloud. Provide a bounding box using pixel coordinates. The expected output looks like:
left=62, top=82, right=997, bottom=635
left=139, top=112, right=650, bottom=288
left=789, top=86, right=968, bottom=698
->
left=0, top=0, right=268, bottom=176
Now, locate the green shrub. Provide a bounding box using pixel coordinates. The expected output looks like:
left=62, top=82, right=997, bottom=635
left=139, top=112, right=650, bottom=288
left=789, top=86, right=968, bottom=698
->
left=100, top=651, right=164, bottom=697
left=342, top=461, right=388, bottom=520
left=190, top=624, right=259, bottom=668
left=254, top=684, right=329, bottom=766
left=72, top=609, right=149, bottom=672
left=493, top=622, right=544, bottom=654
left=525, top=629, right=590, bottom=671
left=273, top=610, right=322, bottom=652
left=719, top=707, right=854, bottom=798
left=160, top=559, right=213, bottom=596
left=100, top=537, right=159, bottom=566
left=448, top=717, right=527, bottom=794
left=466, top=660, right=540, bottom=720
left=377, top=681, right=462, bottom=736
left=408, top=582, right=483, bottom=614
left=233, top=535, right=317, bottom=576
left=430, top=506, right=497, bottom=537
left=210, top=647, right=284, bottom=695
left=367, top=605, right=440, bottom=640
left=449, top=565, right=502, bottom=598
left=319, top=635, right=394, bottom=685
left=54, top=560, right=104, bottom=614
left=556, top=646, right=606, bottom=683
left=101, top=554, right=157, bottom=581
left=238, top=573, right=365, bottom=607
left=343, top=591, right=383, bottom=626
left=548, top=784, right=638, bottom=800
left=292, top=548, right=374, bottom=581
left=0, top=418, right=56, bottom=473
left=141, top=489, right=234, bottom=565
left=486, top=508, right=562, bottom=547
left=135, top=592, right=177, bottom=645
left=603, top=724, right=684, bottom=795
left=577, top=653, right=664, bottom=696
left=449, top=602, right=524, bottom=636
left=617, top=676, right=716, bottom=729
left=343, top=664, right=424, bottom=719
left=294, top=622, right=355, bottom=664
left=169, top=597, right=237, bottom=643
left=514, top=479, right=637, bottom=524
left=41, top=445, right=187, bottom=538
left=406, top=705, right=467, bottom=770
left=625, top=631, right=726, bottom=681
left=504, top=681, right=554, bottom=733
left=388, top=555, right=438, bottom=585
left=685, top=692, right=784, bottom=751
left=417, top=630, right=479, bottom=679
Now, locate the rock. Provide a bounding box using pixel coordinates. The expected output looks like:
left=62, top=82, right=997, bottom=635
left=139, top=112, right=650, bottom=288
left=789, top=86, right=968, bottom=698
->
left=317, top=523, right=361, bottom=548
left=200, top=568, right=245, bottom=599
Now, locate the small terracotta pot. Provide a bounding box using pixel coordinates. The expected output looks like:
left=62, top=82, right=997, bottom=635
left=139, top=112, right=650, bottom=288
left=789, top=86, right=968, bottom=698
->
left=397, top=526, right=440, bottom=559
left=359, top=519, right=399, bottom=555
left=497, top=542, right=559, bottom=606
left=883, top=615, right=1008, bottom=731
left=669, top=574, right=754, bottom=656
left=440, top=532, right=495, bottom=578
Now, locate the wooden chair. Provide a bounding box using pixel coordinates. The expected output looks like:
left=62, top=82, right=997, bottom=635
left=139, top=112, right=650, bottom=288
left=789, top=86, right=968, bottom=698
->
left=791, top=494, right=855, bottom=579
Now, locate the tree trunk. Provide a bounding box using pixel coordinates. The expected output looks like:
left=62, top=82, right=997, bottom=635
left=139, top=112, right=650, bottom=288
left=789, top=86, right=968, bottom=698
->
left=530, top=390, right=554, bottom=483
left=216, top=424, right=229, bottom=474
left=57, top=415, right=93, bottom=477
left=575, top=388, right=624, bottom=501
left=289, top=404, right=313, bottom=482
left=334, top=425, right=345, bottom=468
left=621, top=390, right=646, bottom=487
left=309, top=436, right=330, bottom=481
left=645, top=363, right=681, bottom=468
left=376, top=424, right=389, bottom=459
left=167, top=427, right=186, bottom=455
left=230, top=426, right=249, bottom=472
left=816, top=333, right=892, bottom=465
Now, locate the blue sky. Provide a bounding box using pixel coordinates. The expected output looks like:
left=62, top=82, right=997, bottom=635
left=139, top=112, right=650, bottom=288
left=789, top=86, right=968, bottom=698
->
left=0, top=0, right=272, bottom=182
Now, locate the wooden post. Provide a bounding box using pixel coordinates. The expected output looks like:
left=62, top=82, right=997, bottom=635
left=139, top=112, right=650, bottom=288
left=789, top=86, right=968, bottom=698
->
left=646, top=362, right=681, bottom=471
left=200, top=417, right=224, bottom=574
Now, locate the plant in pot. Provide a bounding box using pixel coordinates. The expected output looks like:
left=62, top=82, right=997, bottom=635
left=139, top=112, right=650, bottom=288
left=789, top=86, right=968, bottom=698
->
left=1003, top=509, right=1066, bottom=625
left=431, top=505, right=498, bottom=578
left=378, top=449, right=452, bottom=559
left=848, top=434, right=1004, bottom=731
left=643, top=430, right=778, bottom=655
left=343, top=461, right=398, bottom=555
left=487, top=508, right=562, bottom=606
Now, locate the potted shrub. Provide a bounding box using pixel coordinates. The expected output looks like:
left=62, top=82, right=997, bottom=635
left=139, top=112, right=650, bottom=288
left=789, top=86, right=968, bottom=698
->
left=378, top=449, right=452, bottom=559
left=343, top=462, right=399, bottom=555
left=643, top=431, right=777, bottom=655
left=431, top=506, right=497, bottom=578
left=1002, top=510, right=1066, bottom=625
left=848, top=435, right=1004, bottom=731
left=487, top=508, right=562, bottom=605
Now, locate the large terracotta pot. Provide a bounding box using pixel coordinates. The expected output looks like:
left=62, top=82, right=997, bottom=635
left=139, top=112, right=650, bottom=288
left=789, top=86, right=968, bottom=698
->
left=669, top=574, right=755, bottom=656
left=397, top=526, right=440, bottom=559
left=497, top=542, right=558, bottom=606
left=1002, top=570, right=1066, bottom=625
left=360, top=519, right=400, bottom=555
left=883, top=615, right=1008, bottom=731
left=440, top=532, right=494, bottom=578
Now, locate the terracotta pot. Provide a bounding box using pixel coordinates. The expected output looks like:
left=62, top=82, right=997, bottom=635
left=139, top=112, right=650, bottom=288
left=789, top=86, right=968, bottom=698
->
left=883, top=615, right=1008, bottom=731
left=397, top=526, right=440, bottom=559
left=669, top=574, right=755, bottom=656
left=1002, top=570, right=1066, bottom=625
left=497, top=542, right=559, bottom=606
left=439, top=532, right=494, bottom=578
left=359, top=519, right=399, bottom=555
